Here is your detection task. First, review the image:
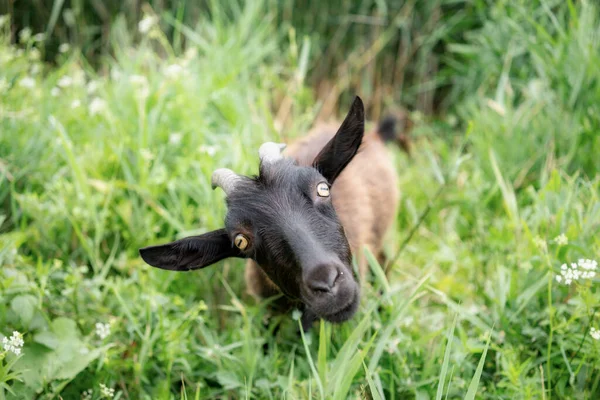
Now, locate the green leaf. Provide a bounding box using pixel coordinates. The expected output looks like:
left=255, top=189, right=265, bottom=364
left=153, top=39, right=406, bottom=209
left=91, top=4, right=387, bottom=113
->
left=50, top=317, right=79, bottom=339
left=215, top=370, right=242, bottom=390
left=10, top=295, right=37, bottom=326
left=15, top=317, right=103, bottom=389
left=13, top=343, right=51, bottom=392
left=33, top=331, right=60, bottom=350
left=53, top=347, right=103, bottom=381
left=48, top=318, right=102, bottom=381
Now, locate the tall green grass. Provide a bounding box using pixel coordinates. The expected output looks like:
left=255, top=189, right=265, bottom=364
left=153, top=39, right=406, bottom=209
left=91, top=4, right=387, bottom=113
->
left=1, top=0, right=600, bottom=399
left=3, top=0, right=489, bottom=116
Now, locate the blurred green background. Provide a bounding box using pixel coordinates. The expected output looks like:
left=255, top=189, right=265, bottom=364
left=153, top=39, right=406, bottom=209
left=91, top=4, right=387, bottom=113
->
left=1, top=0, right=599, bottom=399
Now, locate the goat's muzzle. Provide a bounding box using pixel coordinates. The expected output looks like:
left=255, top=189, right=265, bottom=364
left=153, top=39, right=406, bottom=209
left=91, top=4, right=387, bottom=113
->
left=302, top=262, right=360, bottom=323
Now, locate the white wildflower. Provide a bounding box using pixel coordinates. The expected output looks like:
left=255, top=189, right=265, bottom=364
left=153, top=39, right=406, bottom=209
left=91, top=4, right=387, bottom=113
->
left=33, top=33, right=46, bottom=42
left=184, top=47, right=198, bottom=60
left=556, top=258, right=597, bottom=285
left=386, top=337, right=401, bottom=354
left=51, top=87, right=60, bottom=97
left=63, top=9, right=76, bottom=25
left=87, top=80, right=101, bottom=94
left=533, top=236, right=546, bottom=251
left=99, top=383, right=115, bottom=398
left=140, top=148, right=154, bottom=161
left=95, top=322, right=111, bottom=340
left=29, top=48, right=41, bottom=61
left=19, top=27, right=32, bottom=43
left=554, top=233, right=568, bottom=246
left=89, top=97, right=107, bottom=116
left=137, top=86, right=150, bottom=99
left=59, top=43, right=71, bottom=53
left=110, top=68, right=122, bottom=82
left=591, top=327, right=600, bottom=341
left=164, top=64, right=183, bottom=79
left=185, top=47, right=198, bottom=59
left=129, top=74, right=148, bottom=86
left=73, top=69, right=86, bottom=86
left=2, top=331, right=24, bottom=356
left=138, top=15, right=158, bottom=34
left=58, top=75, right=73, bottom=88
left=0, top=15, right=9, bottom=29
left=19, top=77, right=35, bottom=89
left=81, top=389, right=93, bottom=400
left=31, top=64, right=41, bottom=75
left=130, top=75, right=150, bottom=99
left=198, top=145, right=217, bottom=156
left=578, top=258, right=598, bottom=279
left=291, top=309, right=302, bottom=321
left=71, top=99, right=81, bottom=109
left=169, top=132, right=182, bottom=145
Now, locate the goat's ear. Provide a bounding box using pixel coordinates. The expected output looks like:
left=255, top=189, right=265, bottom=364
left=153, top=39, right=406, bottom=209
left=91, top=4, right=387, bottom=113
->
left=313, top=96, right=365, bottom=183
left=139, top=228, right=243, bottom=271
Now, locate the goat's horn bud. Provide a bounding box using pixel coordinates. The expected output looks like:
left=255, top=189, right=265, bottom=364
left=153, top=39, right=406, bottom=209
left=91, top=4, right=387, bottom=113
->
left=259, top=142, right=286, bottom=164
left=211, top=168, right=241, bottom=195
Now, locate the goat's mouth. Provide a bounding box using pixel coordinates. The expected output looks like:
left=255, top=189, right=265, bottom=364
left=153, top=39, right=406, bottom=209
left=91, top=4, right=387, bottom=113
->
left=321, top=288, right=360, bottom=323
left=308, top=285, right=360, bottom=323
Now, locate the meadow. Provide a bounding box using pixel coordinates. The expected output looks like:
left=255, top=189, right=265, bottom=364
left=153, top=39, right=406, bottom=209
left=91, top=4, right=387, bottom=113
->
left=1, top=0, right=600, bottom=399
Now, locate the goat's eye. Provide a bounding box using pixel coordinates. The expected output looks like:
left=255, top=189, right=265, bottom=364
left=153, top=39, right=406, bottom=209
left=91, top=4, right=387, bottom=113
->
left=234, top=234, right=249, bottom=250
left=316, top=182, right=330, bottom=197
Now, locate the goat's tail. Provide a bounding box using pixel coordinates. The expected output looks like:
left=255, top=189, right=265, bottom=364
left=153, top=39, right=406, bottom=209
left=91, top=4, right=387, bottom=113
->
left=375, top=109, right=413, bottom=155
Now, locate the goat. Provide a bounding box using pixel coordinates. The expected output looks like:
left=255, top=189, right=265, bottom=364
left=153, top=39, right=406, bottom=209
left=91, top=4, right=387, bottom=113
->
left=139, top=96, right=407, bottom=331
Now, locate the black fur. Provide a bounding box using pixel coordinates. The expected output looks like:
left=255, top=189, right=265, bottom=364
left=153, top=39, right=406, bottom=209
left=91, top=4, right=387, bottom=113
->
left=377, top=116, right=397, bottom=142
left=313, top=96, right=365, bottom=183
left=139, top=229, right=244, bottom=271
left=139, top=96, right=366, bottom=326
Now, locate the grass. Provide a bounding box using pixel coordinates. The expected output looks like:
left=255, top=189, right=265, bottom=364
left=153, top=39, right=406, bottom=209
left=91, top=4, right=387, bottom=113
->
left=1, top=0, right=600, bottom=399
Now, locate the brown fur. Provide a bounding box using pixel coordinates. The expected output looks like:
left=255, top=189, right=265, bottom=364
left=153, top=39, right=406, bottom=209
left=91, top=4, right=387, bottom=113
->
left=245, top=123, right=400, bottom=301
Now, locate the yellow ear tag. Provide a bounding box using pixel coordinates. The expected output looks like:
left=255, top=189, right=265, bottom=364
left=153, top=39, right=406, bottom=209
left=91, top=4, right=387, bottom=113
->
left=317, top=182, right=330, bottom=197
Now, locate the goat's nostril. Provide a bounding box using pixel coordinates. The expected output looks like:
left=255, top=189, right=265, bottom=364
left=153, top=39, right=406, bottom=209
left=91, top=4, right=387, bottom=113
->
left=305, top=266, right=339, bottom=294
left=308, top=281, right=333, bottom=293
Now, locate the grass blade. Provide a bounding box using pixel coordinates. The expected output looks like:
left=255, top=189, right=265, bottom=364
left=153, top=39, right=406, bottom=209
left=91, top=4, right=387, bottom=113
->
left=333, top=332, right=377, bottom=400
left=46, top=0, right=65, bottom=36
left=317, top=320, right=328, bottom=388
left=363, top=362, right=384, bottom=400
left=464, top=329, right=493, bottom=400
left=299, top=319, right=324, bottom=400
left=436, top=313, right=458, bottom=400
left=365, top=247, right=390, bottom=294
left=330, top=311, right=372, bottom=380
